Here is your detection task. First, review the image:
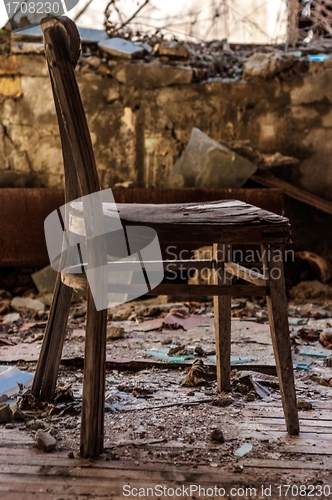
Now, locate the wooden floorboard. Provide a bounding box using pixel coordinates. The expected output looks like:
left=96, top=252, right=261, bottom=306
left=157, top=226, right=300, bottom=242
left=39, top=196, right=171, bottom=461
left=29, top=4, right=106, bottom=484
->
left=1, top=402, right=332, bottom=498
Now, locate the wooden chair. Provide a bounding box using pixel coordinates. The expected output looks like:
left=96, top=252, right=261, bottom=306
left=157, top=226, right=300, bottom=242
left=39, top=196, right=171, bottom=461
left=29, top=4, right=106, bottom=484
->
left=32, top=16, right=299, bottom=458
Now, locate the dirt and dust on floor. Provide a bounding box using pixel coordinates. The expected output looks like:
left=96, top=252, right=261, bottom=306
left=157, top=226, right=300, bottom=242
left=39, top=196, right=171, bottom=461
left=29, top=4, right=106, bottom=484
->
left=1, top=267, right=332, bottom=497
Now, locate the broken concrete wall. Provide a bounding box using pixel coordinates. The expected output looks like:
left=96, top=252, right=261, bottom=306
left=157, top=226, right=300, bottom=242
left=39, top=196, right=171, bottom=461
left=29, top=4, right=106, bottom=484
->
left=0, top=53, right=332, bottom=201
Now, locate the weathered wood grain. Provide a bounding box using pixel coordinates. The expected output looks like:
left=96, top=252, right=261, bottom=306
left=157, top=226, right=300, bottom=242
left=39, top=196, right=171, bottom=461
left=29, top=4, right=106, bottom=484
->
left=61, top=272, right=268, bottom=297
left=224, top=262, right=266, bottom=286
left=42, top=17, right=108, bottom=458
left=262, top=244, right=299, bottom=436
left=213, top=243, right=232, bottom=392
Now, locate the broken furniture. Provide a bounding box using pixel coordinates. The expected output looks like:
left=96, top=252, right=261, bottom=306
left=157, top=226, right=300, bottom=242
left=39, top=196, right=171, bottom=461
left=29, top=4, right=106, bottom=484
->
left=31, top=16, right=299, bottom=458
left=0, top=187, right=283, bottom=268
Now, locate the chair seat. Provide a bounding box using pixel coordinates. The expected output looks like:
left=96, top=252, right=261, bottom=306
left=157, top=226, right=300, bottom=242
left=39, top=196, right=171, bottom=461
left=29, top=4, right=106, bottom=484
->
left=70, top=199, right=291, bottom=245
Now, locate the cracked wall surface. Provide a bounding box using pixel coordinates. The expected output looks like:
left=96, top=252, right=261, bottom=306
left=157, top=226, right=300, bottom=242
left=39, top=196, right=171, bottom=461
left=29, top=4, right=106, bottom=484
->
left=0, top=53, right=332, bottom=200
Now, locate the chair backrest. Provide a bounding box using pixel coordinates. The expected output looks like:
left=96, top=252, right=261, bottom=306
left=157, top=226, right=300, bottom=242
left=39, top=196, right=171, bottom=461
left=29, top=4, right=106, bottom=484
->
left=42, top=16, right=108, bottom=307
left=41, top=16, right=101, bottom=202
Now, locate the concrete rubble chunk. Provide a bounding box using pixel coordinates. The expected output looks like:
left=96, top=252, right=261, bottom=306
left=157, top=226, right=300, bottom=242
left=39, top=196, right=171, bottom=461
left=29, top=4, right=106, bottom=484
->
left=77, top=28, right=108, bottom=44
left=11, top=404, right=28, bottom=421
left=168, top=127, right=257, bottom=189
left=107, top=325, right=125, bottom=340
left=106, top=87, right=120, bottom=103
left=0, top=403, right=13, bottom=424
left=137, top=42, right=153, bottom=54
left=34, top=429, right=57, bottom=452
left=112, top=62, right=193, bottom=89
left=26, top=419, right=45, bottom=431
left=297, top=398, right=313, bottom=410
left=85, top=56, right=101, bottom=69
left=98, top=38, right=144, bottom=59
left=157, top=41, right=190, bottom=59
left=11, top=296, right=45, bottom=313
left=12, top=25, right=108, bottom=45
left=243, top=52, right=296, bottom=79
left=32, top=265, right=57, bottom=294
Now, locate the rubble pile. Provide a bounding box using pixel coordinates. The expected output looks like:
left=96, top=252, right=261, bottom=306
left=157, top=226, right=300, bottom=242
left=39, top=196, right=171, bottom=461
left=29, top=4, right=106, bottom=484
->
left=4, top=23, right=332, bottom=84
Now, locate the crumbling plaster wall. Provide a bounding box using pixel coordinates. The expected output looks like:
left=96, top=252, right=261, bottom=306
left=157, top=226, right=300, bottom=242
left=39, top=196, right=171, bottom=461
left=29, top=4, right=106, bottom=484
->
left=0, top=54, right=331, bottom=200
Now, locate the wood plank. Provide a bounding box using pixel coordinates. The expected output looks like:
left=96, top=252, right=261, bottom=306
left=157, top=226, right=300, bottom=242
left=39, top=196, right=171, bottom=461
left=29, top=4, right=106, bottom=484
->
left=1, top=452, right=328, bottom=474
left=246, top=418, right=332, bottom=434
left=63, top=258, right=215, bottom=273
left=246, top=415, right=332, bottom=426
left=61, top=272, right=268, bottom=297
left=241, top=422, right=332, bottom=434
left=262, top=244, right=299, bottom=436
left=151, top=282, right=268, bottom=298
left=112, top=188, right=285, bottom=215
left=245, top=401, right=332, bottom=409
left=0, top=476, right=127, bottom=496
left=31, top=275, right=73, bottom=401
left=241, top=409, right=332, bottom=421
left=71, top=198, right=289, bottom=226
left=224, top=262, right=266, bottom=286
left=0, top=466, right=276, bottom=485
left=70, top=218, right=291, bottom=245
left=0, top=430, right=33, bottom=447
left=274, top=442, right=332, bottom=455
left=253, top=171, right=332, bottom=216
left=0, top=495, right=108, bottom=500
left=213, top=243, right=232, bottom=392
left=0, top=463, right=317, bottom=485
left=0, top=449, right=331, bottom=499
left=69, top=205, right=291, bottom=245
left=243, top=458, right=329, bottom=470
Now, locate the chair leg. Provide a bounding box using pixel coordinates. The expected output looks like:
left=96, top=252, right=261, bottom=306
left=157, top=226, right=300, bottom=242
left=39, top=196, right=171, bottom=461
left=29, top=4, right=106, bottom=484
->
left=262, top=244, right=299, bottom=436
left=31, top=274, right=73, bottom=401
left=213, top=243, right=232, bottom=392
left=80, top=288, right=107, bottom=458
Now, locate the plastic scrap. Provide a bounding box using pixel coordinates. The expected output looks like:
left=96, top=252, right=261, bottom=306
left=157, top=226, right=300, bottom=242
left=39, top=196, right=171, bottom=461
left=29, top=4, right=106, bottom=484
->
left=293, top=361, right=311, bottom=371
left=308, top=54, right=328, bottom=62
left=234, top=443, right=253, bottom=457
left=207, top=355, right=256, bottom=365
left=288, top=318, right=307, bottom=326
left=298, top=345, right=332, bottom=359
left=145, top=348, right=195, bottom=363
left=168, top=127, right=257, bottom=189
left=0, top=365, right=34, bottom=397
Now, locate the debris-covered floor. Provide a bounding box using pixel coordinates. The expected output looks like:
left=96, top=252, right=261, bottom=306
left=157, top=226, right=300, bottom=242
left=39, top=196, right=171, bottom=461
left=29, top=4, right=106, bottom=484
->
left=1, top=281, right=332, bottom=497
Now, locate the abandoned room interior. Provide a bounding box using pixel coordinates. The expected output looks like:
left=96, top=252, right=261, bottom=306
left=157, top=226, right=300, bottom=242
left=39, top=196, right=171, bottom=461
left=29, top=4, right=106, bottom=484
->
left=2, top=0, right=332, bottom=498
